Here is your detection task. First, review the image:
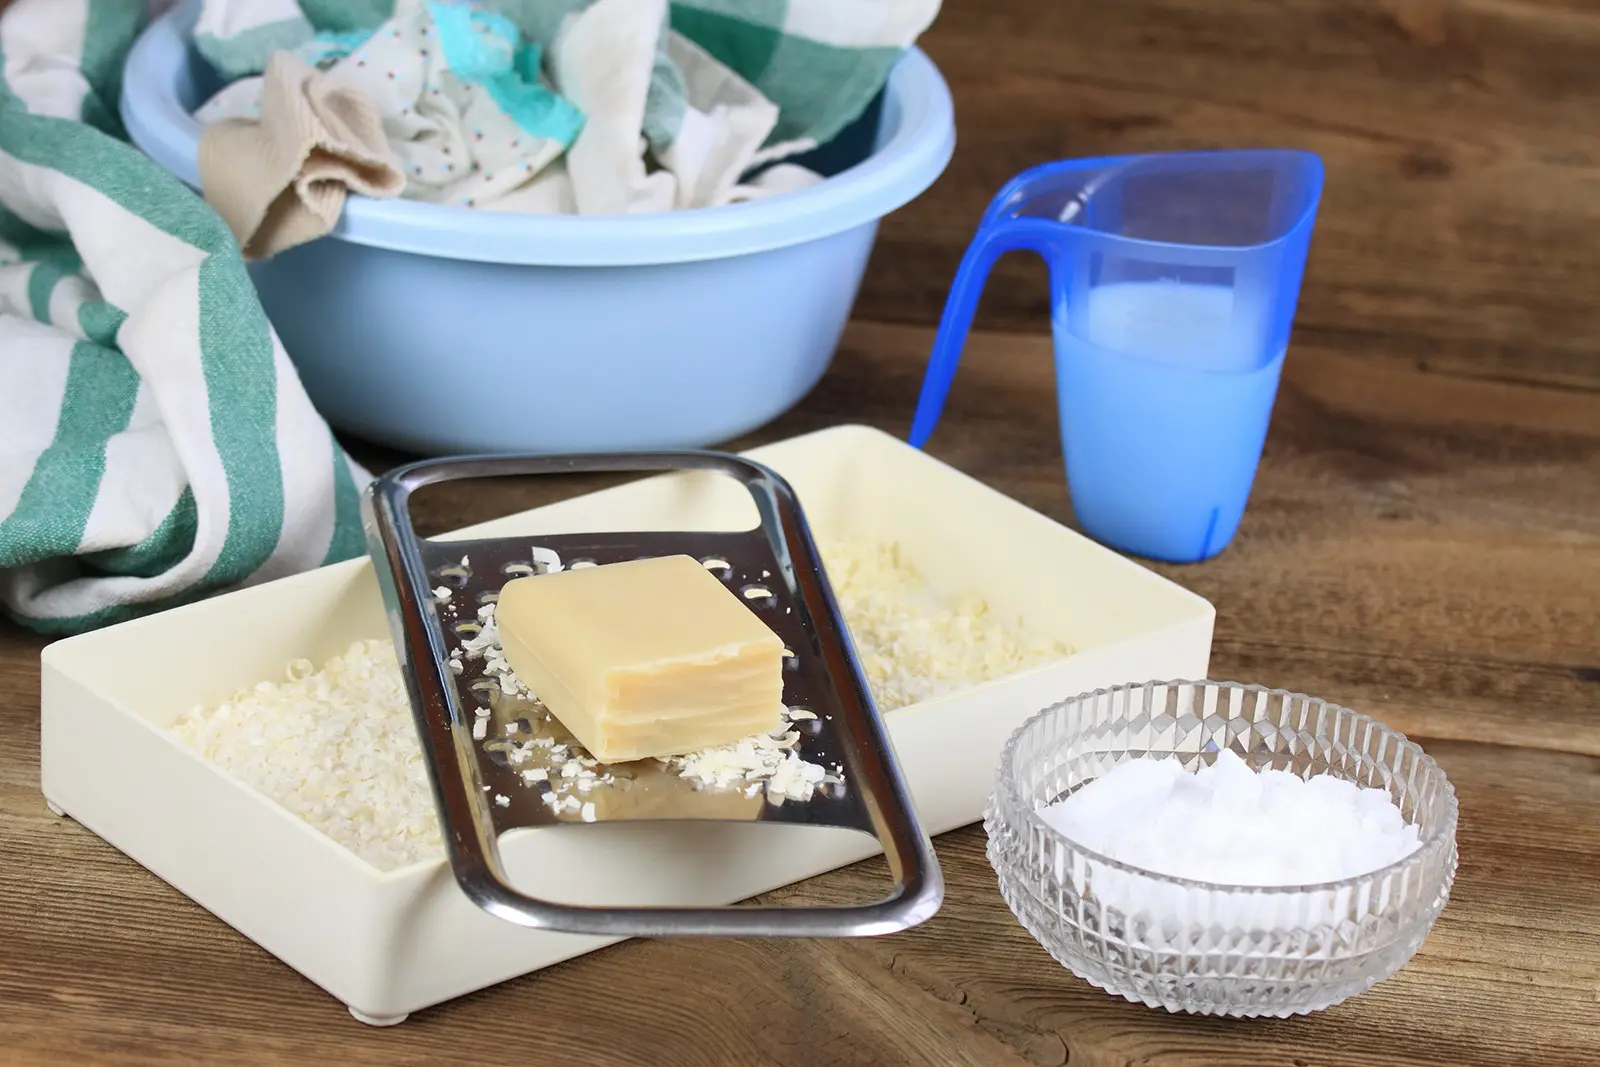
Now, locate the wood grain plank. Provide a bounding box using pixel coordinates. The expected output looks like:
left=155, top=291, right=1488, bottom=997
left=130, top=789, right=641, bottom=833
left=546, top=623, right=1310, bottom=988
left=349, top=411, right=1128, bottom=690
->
left=856, top=1, right=1600, bottom=392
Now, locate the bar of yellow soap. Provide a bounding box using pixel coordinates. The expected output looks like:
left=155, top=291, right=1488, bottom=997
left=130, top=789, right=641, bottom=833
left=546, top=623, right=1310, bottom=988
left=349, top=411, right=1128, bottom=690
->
left=496, top=555, right=784, bottom=762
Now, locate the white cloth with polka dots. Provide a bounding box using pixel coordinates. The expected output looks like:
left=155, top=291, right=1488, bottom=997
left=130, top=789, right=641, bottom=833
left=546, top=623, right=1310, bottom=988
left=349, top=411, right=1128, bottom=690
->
left=196, top=1, right=576, bottom=210
left=191, top=0, right=822, bottom=216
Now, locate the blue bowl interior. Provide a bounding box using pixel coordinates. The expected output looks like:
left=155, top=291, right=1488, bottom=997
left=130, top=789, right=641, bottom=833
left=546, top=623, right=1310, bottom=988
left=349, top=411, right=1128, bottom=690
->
left=781, top=91, right=885, bottom=178
left=179, top=42, right=223, bottom=110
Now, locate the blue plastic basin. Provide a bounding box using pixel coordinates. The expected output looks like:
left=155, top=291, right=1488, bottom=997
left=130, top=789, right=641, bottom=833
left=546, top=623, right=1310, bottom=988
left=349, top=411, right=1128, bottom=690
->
left=121, top=4, right=955, bottom=454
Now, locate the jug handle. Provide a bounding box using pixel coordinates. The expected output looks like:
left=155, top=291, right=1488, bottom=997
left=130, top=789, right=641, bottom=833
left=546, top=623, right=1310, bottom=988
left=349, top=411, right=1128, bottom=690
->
left=908, top=218, right=1060, bottom=448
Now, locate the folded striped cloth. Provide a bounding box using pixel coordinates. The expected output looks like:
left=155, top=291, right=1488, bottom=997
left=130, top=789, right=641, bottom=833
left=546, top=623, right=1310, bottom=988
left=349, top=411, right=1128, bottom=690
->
left=0, top=0, right=368, bottom=635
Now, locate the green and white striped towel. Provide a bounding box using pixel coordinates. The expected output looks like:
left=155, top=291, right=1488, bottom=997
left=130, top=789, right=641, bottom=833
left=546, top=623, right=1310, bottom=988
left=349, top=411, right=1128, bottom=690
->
left=0, top=0, right=368, bottom=635
left=198, top=0, right=940, bottom=157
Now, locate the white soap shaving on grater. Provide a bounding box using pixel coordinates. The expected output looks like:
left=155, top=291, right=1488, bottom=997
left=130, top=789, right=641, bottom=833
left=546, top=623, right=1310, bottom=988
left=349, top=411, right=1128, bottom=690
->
left=458, top=601, right=534, bottom=700
left=670, top=707, right=835, bottom=803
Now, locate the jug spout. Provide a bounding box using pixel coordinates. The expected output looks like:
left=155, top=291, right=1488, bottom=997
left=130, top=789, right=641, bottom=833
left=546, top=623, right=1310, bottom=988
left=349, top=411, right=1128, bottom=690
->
left=982, top=150, right=1323, bottom=248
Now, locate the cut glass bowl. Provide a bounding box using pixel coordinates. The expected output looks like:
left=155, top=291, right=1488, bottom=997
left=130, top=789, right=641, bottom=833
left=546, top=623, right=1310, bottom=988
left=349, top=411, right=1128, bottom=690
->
left=984, top=680, right=1458, bottom=1017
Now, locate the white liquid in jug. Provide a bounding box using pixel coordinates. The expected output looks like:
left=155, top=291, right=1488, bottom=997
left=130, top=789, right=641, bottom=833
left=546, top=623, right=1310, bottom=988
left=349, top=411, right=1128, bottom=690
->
left=1076, top=280, right=1266, bottom=374
left=1052, top=280, right=1284, bottom=561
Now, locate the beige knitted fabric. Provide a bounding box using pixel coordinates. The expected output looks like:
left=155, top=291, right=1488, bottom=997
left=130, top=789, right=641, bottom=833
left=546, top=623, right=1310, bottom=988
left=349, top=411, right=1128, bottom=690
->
left=198, top=52, right=402, bottom=259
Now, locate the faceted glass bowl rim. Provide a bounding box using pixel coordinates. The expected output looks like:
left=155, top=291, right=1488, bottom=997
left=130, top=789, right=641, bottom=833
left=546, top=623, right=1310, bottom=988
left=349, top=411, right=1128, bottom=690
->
left=992, top=679, right=1460, bottom=896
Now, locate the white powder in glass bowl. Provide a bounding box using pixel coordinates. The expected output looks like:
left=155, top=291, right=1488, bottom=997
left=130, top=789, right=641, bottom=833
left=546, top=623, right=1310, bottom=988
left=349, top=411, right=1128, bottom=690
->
left=1038, top=749, right=1423, bottom=936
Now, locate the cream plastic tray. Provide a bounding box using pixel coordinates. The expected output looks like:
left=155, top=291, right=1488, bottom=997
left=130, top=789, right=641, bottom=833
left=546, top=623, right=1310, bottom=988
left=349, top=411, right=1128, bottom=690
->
left=39, top=425, right=1214, bottom=1025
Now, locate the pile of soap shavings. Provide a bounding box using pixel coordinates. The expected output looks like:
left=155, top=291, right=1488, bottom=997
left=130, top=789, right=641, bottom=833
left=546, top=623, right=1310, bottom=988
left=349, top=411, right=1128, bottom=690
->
left=170, top=640, right=443, bottom=872
left=669, top=706, right=840, bottom=803
left=820, top=539, right=1071, bottom=711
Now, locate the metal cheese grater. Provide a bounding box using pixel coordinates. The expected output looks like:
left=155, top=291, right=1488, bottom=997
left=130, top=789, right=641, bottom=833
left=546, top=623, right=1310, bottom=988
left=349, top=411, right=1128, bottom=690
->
left=362, top=451, right=944, bottom=938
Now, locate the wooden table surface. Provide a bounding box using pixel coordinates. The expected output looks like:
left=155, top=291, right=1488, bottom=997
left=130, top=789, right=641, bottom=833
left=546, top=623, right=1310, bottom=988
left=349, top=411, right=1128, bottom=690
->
left=3, top=2, right=1599, bottom=1065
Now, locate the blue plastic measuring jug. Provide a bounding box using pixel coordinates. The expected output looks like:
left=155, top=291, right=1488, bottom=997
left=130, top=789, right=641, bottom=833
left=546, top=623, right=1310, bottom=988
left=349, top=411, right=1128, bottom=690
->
left=909, top=150, right=1323, bottom=562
